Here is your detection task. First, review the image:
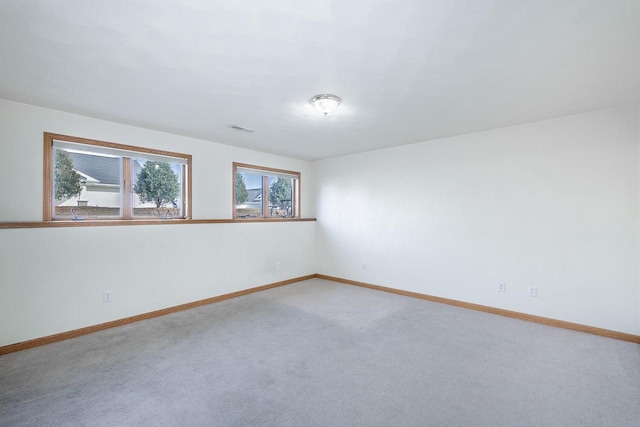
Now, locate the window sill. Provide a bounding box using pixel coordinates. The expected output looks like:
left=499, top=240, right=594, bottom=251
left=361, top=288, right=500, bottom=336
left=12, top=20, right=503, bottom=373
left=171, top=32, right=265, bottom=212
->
left=0, top=218, right=317, bottom=229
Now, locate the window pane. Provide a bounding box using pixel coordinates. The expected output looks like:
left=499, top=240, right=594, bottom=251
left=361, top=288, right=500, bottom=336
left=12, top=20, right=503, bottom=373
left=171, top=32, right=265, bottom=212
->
left=235, top=172, right=263, bottom=217
left=233, top=163, right=300, bottom=219
left=47, top=134, right=191, bottom=221
left=268, top=176, right=294, bottom=217
left=132, top=158, right=184, bottom=218
left=53, top=148, right=122, bottom=218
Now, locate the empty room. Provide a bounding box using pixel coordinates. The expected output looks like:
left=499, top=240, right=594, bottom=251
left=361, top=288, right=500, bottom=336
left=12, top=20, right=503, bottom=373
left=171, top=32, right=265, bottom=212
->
left=1, top=1, right=639, bottom=426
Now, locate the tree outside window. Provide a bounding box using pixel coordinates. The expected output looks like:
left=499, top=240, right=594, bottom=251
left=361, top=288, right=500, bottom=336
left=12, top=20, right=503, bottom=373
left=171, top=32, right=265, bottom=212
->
left=235, top=172, right=248, bottom=204
left=54, top=149, right=82, bottom=201
left=134, top=161, right=180, bottom=208
left=269, top=177, right=292, bottom=216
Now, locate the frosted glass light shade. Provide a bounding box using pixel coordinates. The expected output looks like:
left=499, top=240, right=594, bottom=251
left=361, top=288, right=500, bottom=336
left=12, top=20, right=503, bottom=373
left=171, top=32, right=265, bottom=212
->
left=310, top=94, right=342, bottom=115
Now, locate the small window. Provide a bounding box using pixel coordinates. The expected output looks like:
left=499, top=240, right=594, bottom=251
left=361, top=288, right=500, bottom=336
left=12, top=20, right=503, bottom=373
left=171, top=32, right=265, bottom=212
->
left=233, top=163, right=300, bottom=219
left=44, top=133, right=191, bottom=221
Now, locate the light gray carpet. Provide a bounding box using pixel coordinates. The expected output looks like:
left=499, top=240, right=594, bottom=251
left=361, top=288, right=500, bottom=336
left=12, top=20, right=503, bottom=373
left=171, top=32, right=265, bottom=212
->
left=1, top=279, right=639, bottom=427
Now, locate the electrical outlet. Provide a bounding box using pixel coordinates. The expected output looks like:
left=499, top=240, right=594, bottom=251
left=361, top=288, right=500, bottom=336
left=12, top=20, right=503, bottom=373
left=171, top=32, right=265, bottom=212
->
left=497, top=283, right=506, bottom=293
left=362, top=263, right=367, bottom=271
left=528, top=287, right=537, bottom=297
left=103, top=291, right=113, bottom=303
left=275, top=261, right=282, bottom=271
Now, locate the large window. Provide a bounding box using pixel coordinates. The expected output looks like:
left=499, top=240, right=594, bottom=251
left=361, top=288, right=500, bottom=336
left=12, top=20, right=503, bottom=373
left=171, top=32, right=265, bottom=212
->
left=233, top=163, right=300, bottom=219
left=44, top=133, right=191, bottom=221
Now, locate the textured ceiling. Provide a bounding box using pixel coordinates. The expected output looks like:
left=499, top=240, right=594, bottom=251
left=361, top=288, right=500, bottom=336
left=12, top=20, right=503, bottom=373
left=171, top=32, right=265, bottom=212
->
left=1, top=0, right=639, bottom=160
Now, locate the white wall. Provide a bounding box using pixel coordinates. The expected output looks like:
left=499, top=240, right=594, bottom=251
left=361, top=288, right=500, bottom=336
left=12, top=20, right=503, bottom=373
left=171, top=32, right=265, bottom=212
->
left=0, top=99, right=315, bottom=221
left=637, top=104, right=640, bottom=336
left=314, top=106, right=640, bottom=335
left=2, top=99, right=638, bottom=346
left=0, top=100, right=316, bottom=346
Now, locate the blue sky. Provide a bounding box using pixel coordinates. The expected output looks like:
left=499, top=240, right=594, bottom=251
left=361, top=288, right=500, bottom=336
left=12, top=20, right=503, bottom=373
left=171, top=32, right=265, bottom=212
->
left=242, top=172, right=277, bottom=190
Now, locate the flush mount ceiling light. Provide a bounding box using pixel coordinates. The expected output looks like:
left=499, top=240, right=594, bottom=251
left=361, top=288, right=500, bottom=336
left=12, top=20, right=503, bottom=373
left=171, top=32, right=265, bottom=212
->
left=310, top=94, right=342, bottom=116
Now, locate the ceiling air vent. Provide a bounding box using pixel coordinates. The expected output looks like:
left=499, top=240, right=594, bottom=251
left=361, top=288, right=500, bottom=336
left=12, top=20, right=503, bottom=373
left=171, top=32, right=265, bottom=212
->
left=228, top=124, right=255, bottom=133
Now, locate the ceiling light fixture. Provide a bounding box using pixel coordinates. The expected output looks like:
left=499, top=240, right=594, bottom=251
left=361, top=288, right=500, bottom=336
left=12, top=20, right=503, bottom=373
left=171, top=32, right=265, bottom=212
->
left=310, top=94, right=342, bottom=116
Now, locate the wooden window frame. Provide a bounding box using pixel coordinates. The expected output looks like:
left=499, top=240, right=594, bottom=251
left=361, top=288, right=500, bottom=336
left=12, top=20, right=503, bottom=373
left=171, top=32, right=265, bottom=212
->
left=233, top=162, right=301, bottom=219
left=43, top=132, right=192, bottom=221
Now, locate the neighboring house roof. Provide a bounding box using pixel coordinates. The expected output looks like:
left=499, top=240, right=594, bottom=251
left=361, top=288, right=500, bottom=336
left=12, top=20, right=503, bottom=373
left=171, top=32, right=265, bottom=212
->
left=246, top=188, right=262, bottom=202
left=133, top=159, right=142, bottom=178
left=68, top=152, right=144, bottom=186
left=69, top=152, right=120, bottom=185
